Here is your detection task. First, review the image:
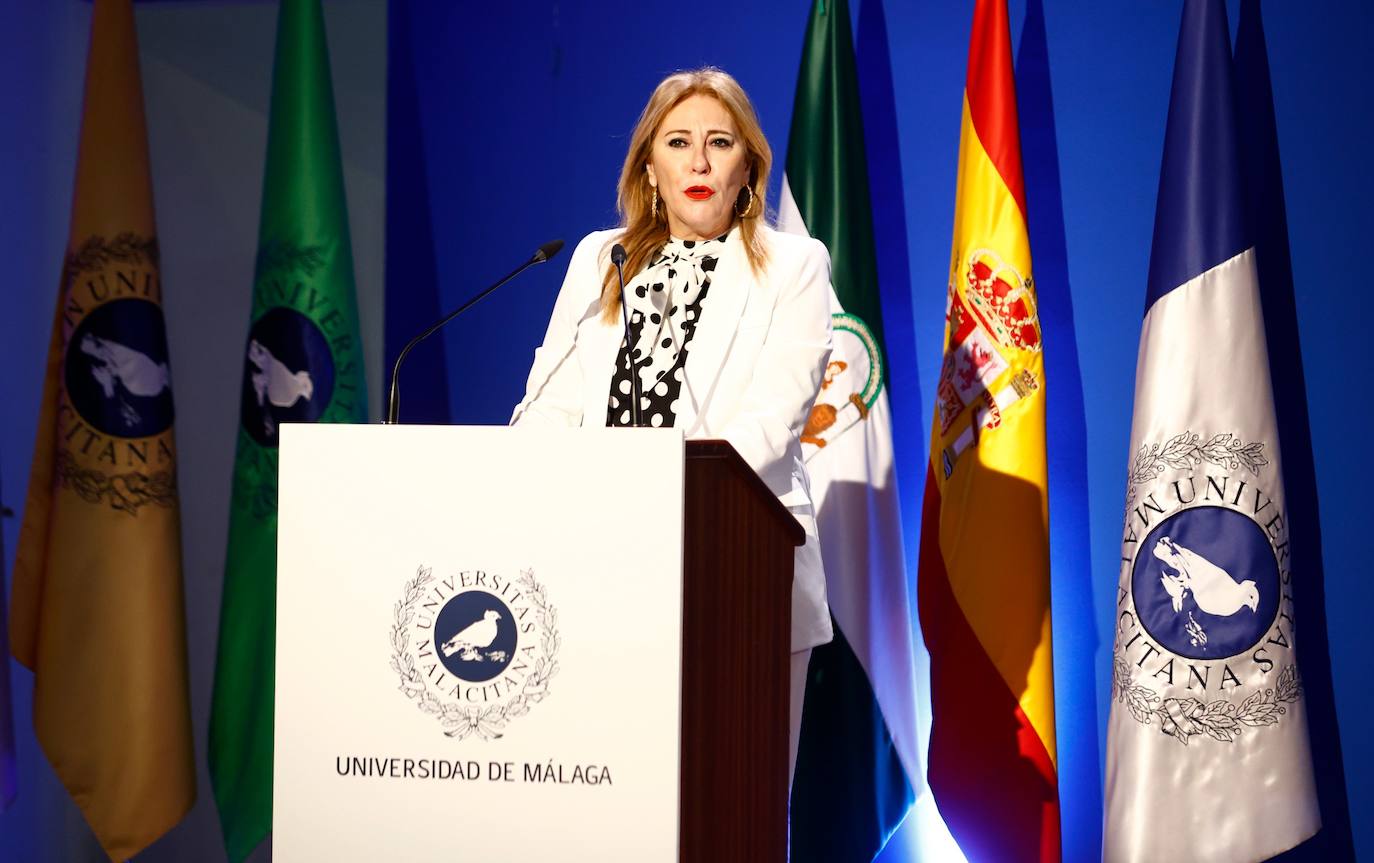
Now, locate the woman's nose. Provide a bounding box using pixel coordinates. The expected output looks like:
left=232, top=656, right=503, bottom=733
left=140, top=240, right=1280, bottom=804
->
left=691, top=145, right=710, bottom=173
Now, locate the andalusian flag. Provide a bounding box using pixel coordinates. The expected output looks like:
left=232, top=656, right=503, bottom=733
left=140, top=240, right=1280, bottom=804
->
left=916, top=1, right=1059, bottom=860
left=779, top=0, right=920, bottom=858
left=1103, top=2, right=1318, bottom=859
left=8, top=0, right=196, bottom=855
left=209, top=1, right=368, bottom=859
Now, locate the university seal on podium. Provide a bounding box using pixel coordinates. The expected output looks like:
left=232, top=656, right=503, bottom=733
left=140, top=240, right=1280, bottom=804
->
left=389, top=566, right=560, bottom=740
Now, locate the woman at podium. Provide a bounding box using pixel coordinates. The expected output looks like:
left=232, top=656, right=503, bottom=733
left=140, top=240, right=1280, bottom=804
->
left=511, top=67, right=834, bottom=784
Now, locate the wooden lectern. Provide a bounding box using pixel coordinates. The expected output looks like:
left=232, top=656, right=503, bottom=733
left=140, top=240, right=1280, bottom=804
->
left=274, top=426, right=801, bottom=862
left=680, top=440, right=802, bottom=863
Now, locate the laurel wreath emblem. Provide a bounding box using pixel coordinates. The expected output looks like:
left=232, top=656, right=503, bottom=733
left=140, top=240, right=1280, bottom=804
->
left=231, top=447, right=278, bottom=520
left=64, top=233, right=160, bottom=283
left=1125, top=430, right=1268, bottom=508
left=389, top=566, right=560, bottom=740
left=55, top=451, right=176, bottom=515
left=254, top=240, right=329, bottom=280
left=1111, top=654, right=1301, bottom=746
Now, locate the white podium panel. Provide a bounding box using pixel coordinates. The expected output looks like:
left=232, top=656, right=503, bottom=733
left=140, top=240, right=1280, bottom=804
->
left=274, top=424, right=685, bottom=861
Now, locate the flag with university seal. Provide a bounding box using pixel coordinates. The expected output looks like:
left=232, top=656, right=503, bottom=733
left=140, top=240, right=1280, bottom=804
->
left=209, top=1, right=368, bottom=859
left=8, top=0, right=196, bottom=855
left=916, top=1, right=1059, bottom=860
left=1102, top=2, right=1319, bottom=861
left=778, top=0, right=921, bottom=859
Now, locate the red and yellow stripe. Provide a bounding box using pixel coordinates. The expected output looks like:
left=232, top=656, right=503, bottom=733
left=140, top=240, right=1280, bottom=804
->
left=918, top=1, right=1059, bottom=860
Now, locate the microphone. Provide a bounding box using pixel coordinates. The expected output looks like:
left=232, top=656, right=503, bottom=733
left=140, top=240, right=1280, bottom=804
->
left=385, top=239, right=565, bottom=424
left=611, top=243, right=642, bottom=427
left=531, top=238, right=564, bottom=264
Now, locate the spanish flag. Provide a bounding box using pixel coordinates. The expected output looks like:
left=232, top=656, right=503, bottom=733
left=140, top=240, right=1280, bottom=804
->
left=916, top=1, right=1059, bottom=860
left=8, top=0, right=196, bottom=857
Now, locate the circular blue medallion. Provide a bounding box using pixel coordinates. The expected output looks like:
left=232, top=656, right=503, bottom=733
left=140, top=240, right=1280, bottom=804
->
left=239, top=307, right=334, bottom=447
left=64, top=298, right=175, bottom=438
left=1131, top=504, right=1280, bottom=659
left=433, top=591, right=518, bottom=683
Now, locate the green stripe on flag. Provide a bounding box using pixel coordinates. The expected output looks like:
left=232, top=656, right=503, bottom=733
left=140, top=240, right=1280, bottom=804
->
left=208, top=2, right=367, bottom=860
left=785, top=0, right=915, bottom=860
left=793, top=625, right=915, bottom=862
left=786, top=0, right=886, bottom=359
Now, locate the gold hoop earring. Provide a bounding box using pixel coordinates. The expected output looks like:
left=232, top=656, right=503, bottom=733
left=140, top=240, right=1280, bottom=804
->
left=651, top=186, right=659, bottom=221
left=735, top=184, right=756, bottom=218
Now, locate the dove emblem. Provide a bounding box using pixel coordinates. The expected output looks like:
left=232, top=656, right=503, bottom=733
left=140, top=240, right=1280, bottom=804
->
left=238, top=307, right=338, bottom=446
left=81, top=334, right=170, bottom=399
left=248, top=340, right=314, bottom=407
left=79, top=334, right=171, bottom=428
left=62, top=296, right=176, bottom=444
left=1129, top=505, right=1281, bottom=662
left=1153, top=536, right=1260, bottom=618
left=247, top=340, right=315, bottom=440
left=440, top=609, right=502, bottom=660
left=430, top=588, right=521, bottom=684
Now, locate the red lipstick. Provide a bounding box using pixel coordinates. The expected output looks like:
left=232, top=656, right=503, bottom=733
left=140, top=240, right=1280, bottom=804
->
left=685, top=186, right=714, bottom=200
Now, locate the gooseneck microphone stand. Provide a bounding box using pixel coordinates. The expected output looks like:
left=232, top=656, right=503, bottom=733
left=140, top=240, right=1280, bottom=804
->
left=385, top=238, right=564, bottom=424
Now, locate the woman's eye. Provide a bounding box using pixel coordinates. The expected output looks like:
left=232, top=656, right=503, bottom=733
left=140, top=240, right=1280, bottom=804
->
left=667, top=137, right=688, bottom=148
left=710, top=137, right=734, bottom=148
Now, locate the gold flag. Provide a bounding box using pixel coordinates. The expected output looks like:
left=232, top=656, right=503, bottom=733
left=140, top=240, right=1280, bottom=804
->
left=9, top=0, right=196, bottom=857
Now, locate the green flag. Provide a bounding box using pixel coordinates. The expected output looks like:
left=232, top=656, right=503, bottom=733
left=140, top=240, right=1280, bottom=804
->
left=209, top=1, right=367, bottom=859
left=783, top=0, right=885, bottom=359
left=778, top=0, right=920, bottom=859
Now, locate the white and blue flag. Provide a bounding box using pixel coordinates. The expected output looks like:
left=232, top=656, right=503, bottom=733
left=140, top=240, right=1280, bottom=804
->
left=1103, top=1, right=1320, bottom=860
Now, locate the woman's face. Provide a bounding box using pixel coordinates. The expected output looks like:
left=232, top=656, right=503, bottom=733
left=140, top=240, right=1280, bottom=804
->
left=646, top=94, right=751, bottom=242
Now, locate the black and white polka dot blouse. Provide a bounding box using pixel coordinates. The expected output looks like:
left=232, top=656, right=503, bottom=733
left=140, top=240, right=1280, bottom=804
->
left=606, top=233, right=727, bottom=428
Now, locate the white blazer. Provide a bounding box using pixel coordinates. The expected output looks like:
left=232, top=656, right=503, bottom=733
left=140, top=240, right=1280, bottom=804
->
left=511, top=224, right=835, bottom=651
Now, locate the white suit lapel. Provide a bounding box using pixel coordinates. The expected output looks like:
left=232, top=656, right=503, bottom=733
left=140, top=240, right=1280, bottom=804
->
left=678, top=229, right=749, bottom=433
left=571, top=237, right=624, bottom=427
left=579, top=310, right=622, bottom=427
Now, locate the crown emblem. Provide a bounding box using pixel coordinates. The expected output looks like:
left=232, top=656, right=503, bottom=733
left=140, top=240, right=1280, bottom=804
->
left=963, top=249, right=1041, bottom=351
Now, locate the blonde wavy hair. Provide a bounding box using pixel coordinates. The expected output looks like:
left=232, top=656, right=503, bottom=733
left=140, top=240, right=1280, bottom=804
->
left=601, top=67, right=772, bottom=323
